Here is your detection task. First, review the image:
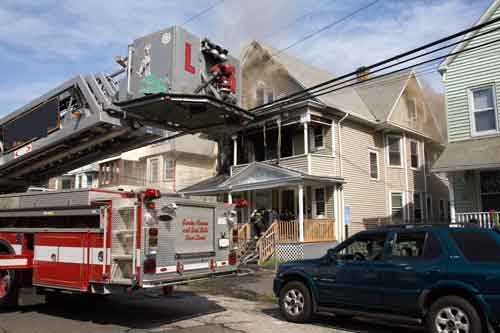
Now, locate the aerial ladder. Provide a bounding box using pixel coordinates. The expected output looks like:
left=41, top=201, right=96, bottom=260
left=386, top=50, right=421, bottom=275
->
left=0, top=26, right=253, bottom=194
left=0, top=26, right=253, bottom=306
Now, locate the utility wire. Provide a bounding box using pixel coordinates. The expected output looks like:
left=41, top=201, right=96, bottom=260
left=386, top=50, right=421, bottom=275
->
left=256, top=24, right=500, bottom=113
left=264, top=36, right=500, bottom=112
left=272, top=0, right=381, bottom=56
left=180, top=0, right=225, bottom=26
left=263, top=0, right=338, bottom=40
left=253, top=15, right=500, bottom=112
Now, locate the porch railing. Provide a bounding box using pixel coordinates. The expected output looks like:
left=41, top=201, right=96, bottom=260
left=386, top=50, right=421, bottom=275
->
left=257, top=222, right=278, bottom=264
left=304, top=219, right=335, bottom=243
left=456, top=212, right=500, bottom=228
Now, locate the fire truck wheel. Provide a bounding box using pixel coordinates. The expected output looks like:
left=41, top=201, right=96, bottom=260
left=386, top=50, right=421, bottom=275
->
left=0, top=256, right=20, bottom=308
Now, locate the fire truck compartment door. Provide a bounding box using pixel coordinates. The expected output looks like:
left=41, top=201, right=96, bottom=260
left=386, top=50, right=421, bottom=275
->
left=175, top=204, right=215, bottom=256
left=34, top=233, right=88, bottom=290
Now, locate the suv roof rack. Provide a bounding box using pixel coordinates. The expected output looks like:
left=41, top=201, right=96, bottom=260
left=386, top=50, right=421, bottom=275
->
left=376, top=223, right=482, bottom=230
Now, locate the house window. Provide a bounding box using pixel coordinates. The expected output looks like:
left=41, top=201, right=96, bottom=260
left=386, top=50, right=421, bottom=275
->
left=313, top=188, right=326, bottom=218
left=148, top=158, right=159, bottom=183
left=387, top=136, right=402, bottom=167
left=369, top=150, right=379, bottom=180
left=410, top=140, right=419, bottom=169
left=311, top=126, right=324, bottom=150
left=61, top=179, right=72, bottom=190
left=414, top=193, right=422, bottom=223
left=426, top=195, right=432, bottom=221
left=256, top=83, right=274, bottom=106
left=470, top=86, right=498, bottom=135
left=86, top=175, right=94, bottom=188
left=164, top=158, right=175, bottom=181
left=408, top=98, right=417, bottom=122
left=391, top=192, right=404, bottom=223
left=439, top=199, right=445, bottom=222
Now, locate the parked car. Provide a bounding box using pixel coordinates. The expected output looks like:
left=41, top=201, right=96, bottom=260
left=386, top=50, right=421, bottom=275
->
left=274, top=224, right=500, bottom=333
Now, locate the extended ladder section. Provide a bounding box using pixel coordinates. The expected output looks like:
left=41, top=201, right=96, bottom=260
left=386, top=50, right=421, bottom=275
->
left=0, top=25, right=254, bottom=194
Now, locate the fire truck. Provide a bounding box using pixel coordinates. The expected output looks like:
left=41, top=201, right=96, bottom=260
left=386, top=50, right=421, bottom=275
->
left=0, top=26, right=254, bottom=307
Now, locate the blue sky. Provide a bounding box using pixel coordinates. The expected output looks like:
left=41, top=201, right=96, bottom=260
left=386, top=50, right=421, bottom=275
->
left=0, top=0, right=493, bottom=117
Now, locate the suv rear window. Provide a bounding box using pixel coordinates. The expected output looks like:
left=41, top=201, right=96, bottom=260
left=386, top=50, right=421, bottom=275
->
left=450, top=230, right=500, bottom=263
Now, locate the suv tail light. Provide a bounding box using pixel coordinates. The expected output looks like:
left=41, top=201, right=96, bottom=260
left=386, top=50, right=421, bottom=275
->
left=143, top=256, right=156, bottom=274
left=228, top=251, right=237, bottom=266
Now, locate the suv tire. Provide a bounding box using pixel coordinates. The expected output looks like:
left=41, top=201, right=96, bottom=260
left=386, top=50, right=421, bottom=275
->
left=279, top=281, right=312, bottom=323
left=428, top=296, right=482, bottom=333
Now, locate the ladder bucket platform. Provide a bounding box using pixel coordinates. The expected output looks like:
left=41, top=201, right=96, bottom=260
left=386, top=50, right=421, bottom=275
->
left=115, top=93, right=254, bottom=138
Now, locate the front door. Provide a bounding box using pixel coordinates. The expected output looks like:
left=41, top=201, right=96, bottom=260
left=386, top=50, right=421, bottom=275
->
left=315, top=231, right=388, bottom=309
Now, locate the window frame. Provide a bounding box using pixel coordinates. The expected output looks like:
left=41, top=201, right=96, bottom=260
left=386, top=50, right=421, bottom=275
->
left=468, top=85, right=499, bottom=137
left=164, top=157, right=175, bottom=181
left=386, top=135, right=403, bottom=168
left=368, top=149, right=380, bottom=181
left=311, top=126, right=325, bottom=151
left=413, top=192, right=423, bottom=223
left=408, top=97, right=418, bottom=123
left=312, top=187, right=326, bottom=219
left=147, top=157, right=160, bottom=184
left=256, top=82, right=274, bottom=106
left=390, top=191, right=405, bottom=223
left=389, top=231, right=443, bottom=261
left=409, top=139, right=420, bottom=169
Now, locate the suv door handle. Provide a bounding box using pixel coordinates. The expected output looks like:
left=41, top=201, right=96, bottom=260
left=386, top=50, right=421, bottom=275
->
left=426, top=268, right=441, bottom=275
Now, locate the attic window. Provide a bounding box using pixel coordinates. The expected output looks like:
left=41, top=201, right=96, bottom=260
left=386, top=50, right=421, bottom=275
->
left=408, top=97, right=417, bottom=122
left=256, top=82, right=274, bottom=106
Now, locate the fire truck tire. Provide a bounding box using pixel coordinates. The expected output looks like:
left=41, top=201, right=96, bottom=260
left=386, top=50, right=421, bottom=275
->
left=0, top=247, right=20, bottom=309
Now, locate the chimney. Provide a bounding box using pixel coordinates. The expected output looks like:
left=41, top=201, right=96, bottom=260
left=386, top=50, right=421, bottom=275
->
left=356, top=66, right=370, bottom=82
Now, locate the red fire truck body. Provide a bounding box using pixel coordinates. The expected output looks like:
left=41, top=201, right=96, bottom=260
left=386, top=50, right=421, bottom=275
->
left=0, top=188, right=237, bottom=305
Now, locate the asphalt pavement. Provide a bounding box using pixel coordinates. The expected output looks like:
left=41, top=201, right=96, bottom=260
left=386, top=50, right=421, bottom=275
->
left=0, top=273, right=425, bottom=333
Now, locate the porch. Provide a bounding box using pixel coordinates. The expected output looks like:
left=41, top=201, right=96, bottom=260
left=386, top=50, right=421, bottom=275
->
left=181, top=162, right=343, bottom=263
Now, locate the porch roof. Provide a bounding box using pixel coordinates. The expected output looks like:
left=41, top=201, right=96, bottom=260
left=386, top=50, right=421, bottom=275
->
left=432, top=136, right=500, bottom=172
left=180, top=162, right=344, bottom=195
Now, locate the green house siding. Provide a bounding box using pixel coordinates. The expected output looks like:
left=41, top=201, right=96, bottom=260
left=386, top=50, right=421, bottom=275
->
left=445, top=8, right=500, bottom=142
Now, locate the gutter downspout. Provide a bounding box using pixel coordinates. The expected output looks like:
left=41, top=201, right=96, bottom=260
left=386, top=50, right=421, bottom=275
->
left=337, top=112, right=349, bottom=241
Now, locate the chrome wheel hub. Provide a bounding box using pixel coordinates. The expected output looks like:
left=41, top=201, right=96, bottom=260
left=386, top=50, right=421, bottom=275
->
left=435, top=306, right=470, bottom=333
left=283, top=289, right=305, bottom=316
left=0, top=270, right=11, bottom=299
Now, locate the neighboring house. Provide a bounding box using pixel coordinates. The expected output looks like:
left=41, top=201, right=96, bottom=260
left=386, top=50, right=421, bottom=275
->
left=98, top=134, right=217, bottom=193
left=48, top=163, right=99, bottom=190
left=434, top=0, right=500, bottom=225
left=182, top=41, right=449, bottom=261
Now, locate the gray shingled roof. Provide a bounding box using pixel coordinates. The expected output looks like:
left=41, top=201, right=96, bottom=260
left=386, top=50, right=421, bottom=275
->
left=433, top=136, right=500, bottom=172
left=354, top=69, right=413, bottom=121
left=255, top=42, right=412, bottom=123
left=256, top=43, right=376, bottom=123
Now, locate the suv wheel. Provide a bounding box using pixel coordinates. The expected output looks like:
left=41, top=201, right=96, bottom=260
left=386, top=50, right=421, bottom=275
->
left=428, top=296, right=482, bottom=333
left=279, top=281, right=312, bottom=323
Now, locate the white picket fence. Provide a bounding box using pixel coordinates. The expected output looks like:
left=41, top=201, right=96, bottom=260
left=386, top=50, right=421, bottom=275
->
left=456, top=212, right=500, bottom=228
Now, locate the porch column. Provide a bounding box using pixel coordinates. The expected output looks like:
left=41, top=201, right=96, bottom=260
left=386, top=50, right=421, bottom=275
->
left=228, top=192, right=233, bottom=205
left=232, top=135, right=238, bottom=166
left=298, top=184, right=305, bottom=242
left=447, top=174, right=456, bottom=223
left=303, top=122, right=309, bottom=154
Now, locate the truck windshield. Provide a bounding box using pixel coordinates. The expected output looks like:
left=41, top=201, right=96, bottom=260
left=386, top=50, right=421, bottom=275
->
left=450, top=229, right=500, bottom=263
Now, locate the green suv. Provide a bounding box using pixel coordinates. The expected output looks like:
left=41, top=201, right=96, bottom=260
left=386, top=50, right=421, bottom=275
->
left=274, top=224, right=500, bottom=333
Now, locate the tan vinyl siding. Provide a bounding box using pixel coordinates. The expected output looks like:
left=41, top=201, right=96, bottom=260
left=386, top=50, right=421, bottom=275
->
left=232, top=155, right=309, bottom=175
left=341, top=120, right=387, bottom=233
left=444, top=8, right=500, bottom=142
left=175, top=157, right=217, bottom=192
left=310, top=154, right=335, bottom=177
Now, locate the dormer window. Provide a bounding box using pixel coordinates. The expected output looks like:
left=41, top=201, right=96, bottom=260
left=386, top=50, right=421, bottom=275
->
left=408, top=97, right=418, bottom=122
left=256, top=82, right=274, bottom=106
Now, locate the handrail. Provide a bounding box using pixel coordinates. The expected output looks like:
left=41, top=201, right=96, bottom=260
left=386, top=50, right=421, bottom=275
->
left=257, top=221, right=278, bottom=264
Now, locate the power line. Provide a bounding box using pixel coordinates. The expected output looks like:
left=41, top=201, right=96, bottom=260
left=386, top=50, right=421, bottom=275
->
left=264, top=36, right=500, bottom=112
left=252, top=15, right=500, bottom=112
left=258, top=24, right=500, bottom=113
left=180, top=0, right=225, bottom=26
left=263, top=0, right=338, bottom=40
left=272, top=0, right=381, bottom=56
